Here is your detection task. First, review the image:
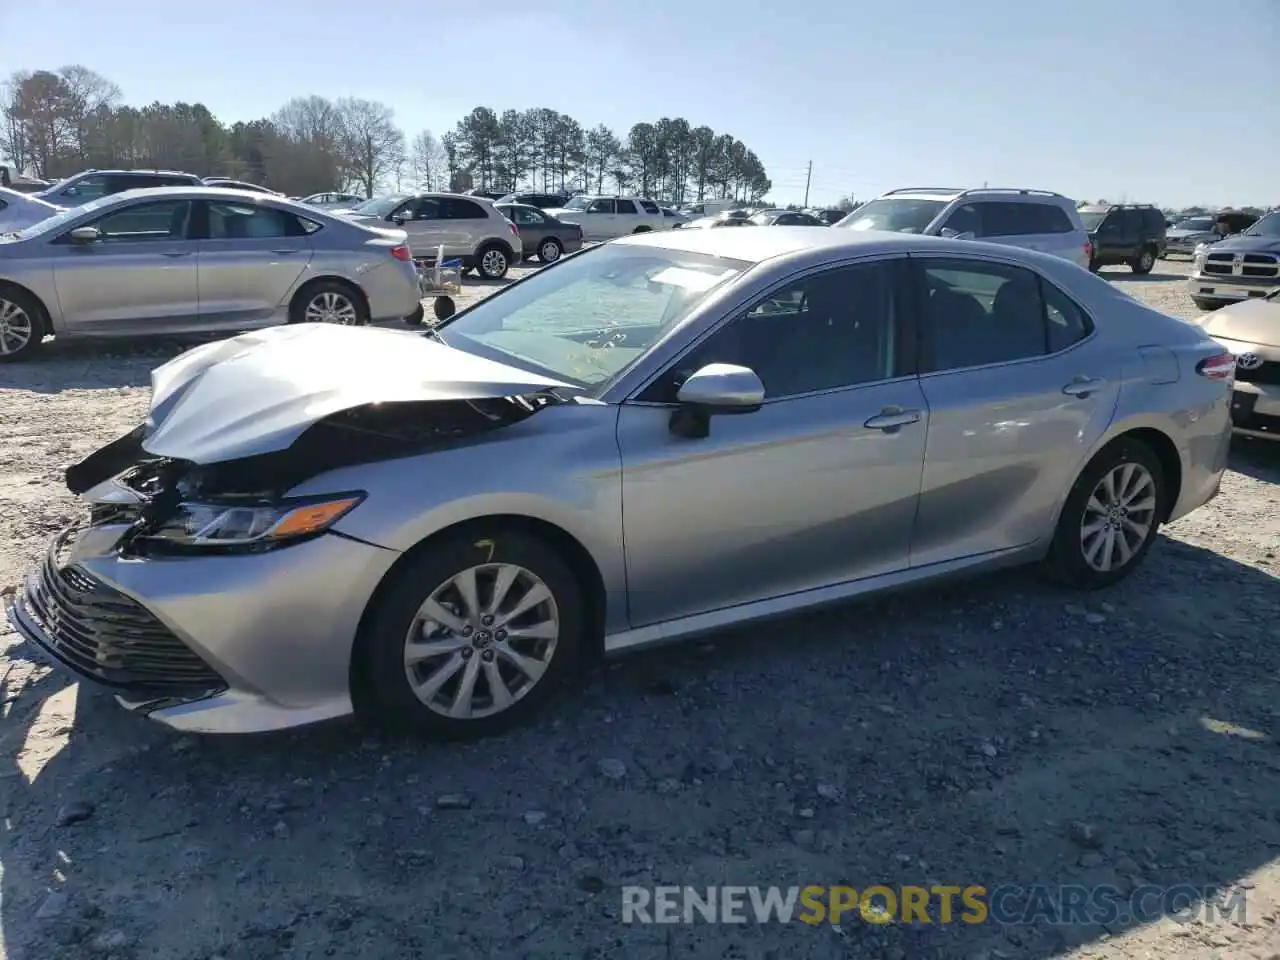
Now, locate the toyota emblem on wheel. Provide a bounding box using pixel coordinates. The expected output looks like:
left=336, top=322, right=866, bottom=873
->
left=1235, top=352, right=1264, bottom=371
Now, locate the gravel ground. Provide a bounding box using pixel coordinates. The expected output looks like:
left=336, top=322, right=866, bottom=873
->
left=1, top=258, right=1278, bottom=960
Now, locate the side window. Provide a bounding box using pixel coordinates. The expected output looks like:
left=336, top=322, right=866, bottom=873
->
left=974, top=202, right=1027, bottom=237
left=158, top=176, right=198, bottom=188
left=1118, top=209, right=1141, bottom=234
left=85, top=199, right=192, bottom=242
left=943, top=203, right=982, bottom=236
left=639, top=200, right=660, bottom=214
left=207, top=202, right=305, bottom=239
left=1042, top=280, right=1093, bottom=352
left=63, top=175, right=109, bottom=201
left=586, top=199, right=614, bottom=214
left=442, top=198, right=487, bottom=219
left=615, top=200, right=638, bottom=215
left=1023, top=204, right=1073, bottom=234
left=408, top=197, right=442, bottom=220
left=919, top=260, right=1046, bottom=371
left=642, top=261, right=899, bottom=402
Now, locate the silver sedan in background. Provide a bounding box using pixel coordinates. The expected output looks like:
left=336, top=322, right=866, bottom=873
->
left=0, top=187, right=423, bottom=361
left=6, top=229, right=1232, bottom=740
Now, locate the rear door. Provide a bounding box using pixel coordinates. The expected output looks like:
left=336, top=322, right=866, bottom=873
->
left=194, top=199, right=314, bottom=328
left=439, top=197, right=493, bottom=258
left=614, top=198, right=642, bottom=234
left=908, top=255, right=1118, bottom=567
left=49, top=196, right=200, bottom=333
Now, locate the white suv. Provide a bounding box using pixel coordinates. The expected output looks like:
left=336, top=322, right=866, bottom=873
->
left=835, top=187, right=1092, bottom=269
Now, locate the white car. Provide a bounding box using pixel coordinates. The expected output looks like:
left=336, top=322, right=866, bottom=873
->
left=299, top=191, right=367, bottom=211
left=543, top=195, right=666, bottom=240
left=0, top=186, right=64, bottom=232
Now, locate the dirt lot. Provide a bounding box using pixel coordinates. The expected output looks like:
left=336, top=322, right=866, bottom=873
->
left=1, top=258, right=1278, bottom=960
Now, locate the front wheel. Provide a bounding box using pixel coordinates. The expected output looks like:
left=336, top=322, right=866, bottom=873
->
left=1041, top=438, right=1164, bottom=589
left=0, top=288, right=45, bottom=362
left=359, top=529, right=587, bottom=740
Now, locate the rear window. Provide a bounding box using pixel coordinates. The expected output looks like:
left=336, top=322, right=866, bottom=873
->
left=442, top=198, right=487, bottom=219
left=639, top=200, right=660, bottom=214
left=1077, top=209, right=1109, bottom=231
left=1142, top=208, right=1166, bottom=231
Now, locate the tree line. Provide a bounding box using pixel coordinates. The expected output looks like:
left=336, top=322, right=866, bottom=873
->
left=0, top=66, right=772, bottom=205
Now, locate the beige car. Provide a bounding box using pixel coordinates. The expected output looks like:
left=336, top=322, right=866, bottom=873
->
left=1192, top=291, right=1280, bottom=441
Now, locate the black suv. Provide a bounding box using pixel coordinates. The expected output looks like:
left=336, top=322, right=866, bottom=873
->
left=495, top=191, right=571, bottom=210
left=1076, top=203, right=1168, bottom=274
left=35, top=169, right=203, bottom=205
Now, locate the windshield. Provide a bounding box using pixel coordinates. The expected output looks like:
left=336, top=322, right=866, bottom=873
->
left=1243, top=212, right=1280, bottom=237
left=7, top=194, right=117, bottom=239
left=835, top=197, right=947, bottom=233
left=1175, top=217, right=1215, bottom=232
left=561, top=196, right=590, bottom=210
left=348, top=195, right=404, bottom=216
left=436, top=243, right=749, bottom=388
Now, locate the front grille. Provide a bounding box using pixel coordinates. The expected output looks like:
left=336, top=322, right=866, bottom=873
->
left=1204, top=251, right=1280, bottom=280
left=1236, top=361, right=1280, bottom=386
left=22, top=526, right=226, bottom=696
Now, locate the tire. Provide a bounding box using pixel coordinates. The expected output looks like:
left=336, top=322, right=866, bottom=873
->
left=289, top=280, right=369, bottom=326
left=359, top=528, right=587, bottom=740
left=1040, top=437, right=1165, bottom=589
left=1130, top=248, right=1156, bottom=274
left=537, top=237, right=563, bottom=263
left=475, top=243, right=511, bottom=280
left=0, top=286, right=45, bottom=362
left=632, top=226, right=652, bottom=234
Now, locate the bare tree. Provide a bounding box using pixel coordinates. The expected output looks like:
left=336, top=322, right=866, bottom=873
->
left=337, top=98, right=405, bottom=197
left=410, top=130, right=446, bottom=191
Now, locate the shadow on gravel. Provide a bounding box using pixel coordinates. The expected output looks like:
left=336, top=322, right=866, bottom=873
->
left=8, top=336, right=226, bottom=393
left=1229, top=437, right=1280, bottom=483
left=2, top=535, right=1278, bottom=957
left=1103, top=273, right=1186, bottom=284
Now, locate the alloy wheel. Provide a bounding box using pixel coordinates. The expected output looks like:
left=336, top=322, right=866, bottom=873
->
left=481, top=249, right=508, bottom=277
left=403, top=563, right=560, bottom=719
left=0, top=299, right=34, bottom=355
left=1079, top=462, right=1157, bottom=573
left=539, top=239, right=561, bottom=262
left=304, top=291, right=359, bottom=324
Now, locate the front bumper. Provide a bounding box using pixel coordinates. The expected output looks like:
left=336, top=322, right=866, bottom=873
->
left=3, top=523, right=401, bottom=733
left=1230, top=381, right=1280, bottom=441
left=1187, top=273, right=1278, bottom=303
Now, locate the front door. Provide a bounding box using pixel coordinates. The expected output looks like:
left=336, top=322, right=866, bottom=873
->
left=50, top=197, right=199, bottom=334
left=616, top=257, right=928, bottom=628
left=907, top=256, right=1120, bottom=567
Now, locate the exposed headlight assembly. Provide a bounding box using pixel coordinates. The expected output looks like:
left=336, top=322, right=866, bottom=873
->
left=140, top=493, right=364, bottom=553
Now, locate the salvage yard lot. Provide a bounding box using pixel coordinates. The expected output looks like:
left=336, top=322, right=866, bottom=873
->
left=1, top=259, right=1278, bottom=960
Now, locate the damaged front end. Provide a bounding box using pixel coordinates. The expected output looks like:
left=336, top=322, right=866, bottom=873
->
left=5, top=391, right=566, bottom=711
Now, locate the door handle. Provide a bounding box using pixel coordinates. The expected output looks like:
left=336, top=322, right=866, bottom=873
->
left=1062, top=376, right=1106, bottom=397
left=271, top=249, right=299, bottom=255
left=864, top=407, right=922, bottom=431
left=160, top=250, right=192, bottom=258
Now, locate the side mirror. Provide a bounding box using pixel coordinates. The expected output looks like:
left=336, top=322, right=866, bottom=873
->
left=433, top=296, right=455, bottom=322
left=69, top=226, right=101, bottom=243
left=669, top=363, right=765, bottom=439
left=391, top=214, right=408, bottom=225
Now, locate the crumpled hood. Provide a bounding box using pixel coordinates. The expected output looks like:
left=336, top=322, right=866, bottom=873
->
left=1195, top=298, right=1280, bottom=348
left=1206, top=234, right=1280, bottom=254
left=141, top=324, right=573, bottom=464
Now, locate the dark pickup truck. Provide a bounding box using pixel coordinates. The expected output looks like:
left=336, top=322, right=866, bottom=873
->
left=1077, top=203, right=1167, bottom=274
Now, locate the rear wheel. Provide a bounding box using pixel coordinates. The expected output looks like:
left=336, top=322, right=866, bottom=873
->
left=358, top=528, right=586, bottom=740
left=1130, top=248, right=1156, bottom=274
left=0, top=287, right=45, bottom=362
left=290, top=280, right=368, bottom=325
left=537, top=237, right=563, bottom=263
left=1041, top=438, right=1164, bottom=589
left=476, top=243, right=511, bottom=280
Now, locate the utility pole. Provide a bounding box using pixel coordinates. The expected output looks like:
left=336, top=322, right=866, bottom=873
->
left=803, top=160, right=812, bottom=207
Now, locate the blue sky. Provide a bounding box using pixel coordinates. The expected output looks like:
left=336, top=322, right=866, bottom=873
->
left=5, top=0, right=1276, bottom=208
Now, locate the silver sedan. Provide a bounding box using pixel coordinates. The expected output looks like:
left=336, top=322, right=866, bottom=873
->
left=0, top=186, right=423, bottom=361
left=5, top=228, right=1233, bottom=739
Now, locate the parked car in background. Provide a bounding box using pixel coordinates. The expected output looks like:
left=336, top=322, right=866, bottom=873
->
left=1075, top=203, right=1167, bottom=274
left=543, top=195, right=666, bottom=240
left=750, top=209, right=826, bottom=226
left=676, top=213, right=756, bottom=229
left=661, top=207, right=691, bottom=227
left=3, top=228, right=1233, bottom=738
left=299, top=191, right=367, bottom=211
left=465, top=189, right=508, bottom=202
left=0, top=186, right=64, bottom=232
left=202, top=178, right=283, bottom=195
left=679, top=199, right=737, bottom=218
left=1188, top=210, right=1280, bottom=311
left=1191, top=288, right=1280, bottom=441
left=495, top=202, right=584, bottom=263
left=813, top=209, right=847, bottom=225
left=494, top=192, right=570, bottom=210
left=0, top=187, right=422, bottom=361
left=35, top=169, right=204, bottom=205
left=1164, top=211, right=1259, bottom=258
left=835, top=187, right=1092, bottom=269
left=342, top=192, right=522, bottom=279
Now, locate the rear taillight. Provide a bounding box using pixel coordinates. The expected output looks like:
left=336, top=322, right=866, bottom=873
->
left=1196, top=352, right=1236, bottom=380
left=508, top=221, right=519, bottom=238
left=1084, top=239, right=1093, bottom=261
left=390, top=244, right=412, bottom=262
